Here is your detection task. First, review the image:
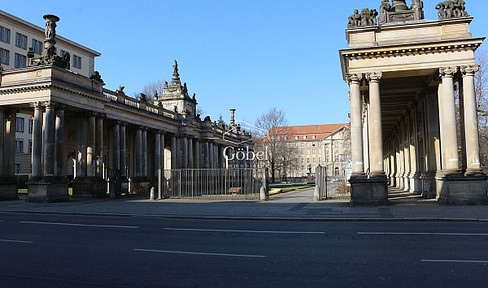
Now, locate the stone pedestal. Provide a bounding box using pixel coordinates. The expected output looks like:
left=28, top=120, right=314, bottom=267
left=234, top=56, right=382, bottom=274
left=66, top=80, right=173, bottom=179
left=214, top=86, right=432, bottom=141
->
left=349, top=174, right=388, bottom=206
left=420, top=172, right=437, bottom=199
left=72, top=177, right=106, bottom=198
left=27, top=177, right=68, bottom=203
left=436, top=173, right=488, bottom=205
left=0, top=177, right=18, bottom=200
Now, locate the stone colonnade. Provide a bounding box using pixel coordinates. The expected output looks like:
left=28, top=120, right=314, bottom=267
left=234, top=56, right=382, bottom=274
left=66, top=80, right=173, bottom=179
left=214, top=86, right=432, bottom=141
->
left=348, top=65, right=487, bottom=205
left=0, top=107, right=19, bottom=200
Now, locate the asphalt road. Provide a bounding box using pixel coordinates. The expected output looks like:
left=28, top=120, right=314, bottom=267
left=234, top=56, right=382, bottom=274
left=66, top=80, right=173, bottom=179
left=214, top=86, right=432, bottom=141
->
left=1, top=213, right=488, bottom=287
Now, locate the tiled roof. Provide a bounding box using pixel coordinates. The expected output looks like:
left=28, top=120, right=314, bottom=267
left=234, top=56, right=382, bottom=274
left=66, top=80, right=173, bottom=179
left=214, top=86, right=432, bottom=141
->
left=266, top=123, right=349, bottom=141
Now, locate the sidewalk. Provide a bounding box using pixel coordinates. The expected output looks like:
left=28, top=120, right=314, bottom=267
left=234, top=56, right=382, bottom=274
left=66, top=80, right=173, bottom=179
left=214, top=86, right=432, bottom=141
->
left=1, top=188, right=488, bottom=221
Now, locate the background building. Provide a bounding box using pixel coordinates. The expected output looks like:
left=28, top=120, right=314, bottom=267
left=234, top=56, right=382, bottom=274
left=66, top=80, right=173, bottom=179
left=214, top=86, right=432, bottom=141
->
left=0, top=9, right=101, bottom=174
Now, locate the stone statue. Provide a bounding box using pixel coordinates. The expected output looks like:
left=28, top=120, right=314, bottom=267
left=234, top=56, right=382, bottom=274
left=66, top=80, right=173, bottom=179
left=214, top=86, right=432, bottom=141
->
left=90, top=71, right=102, bottom=82
left=379, top=0, right=392, bottom=24
left=360, top=8, right=376, bottom=26
left=45, top=19, right=56, bottom=41
left=392, top=0, right=409, bottom=11
left=173, top=60, right=179, bottom=75
left=182, top=82, right=188, bottom=95
left=436, top=0, right=468, bottom=19
left=116, top=86, right=125, bottom=94
left=138, top=93, right=147, bottom=103
left=192, top=93, right=196, bottom=100
left=348, top=9, right=362, bottom=28
left=62, top=52, right=70, bottom=67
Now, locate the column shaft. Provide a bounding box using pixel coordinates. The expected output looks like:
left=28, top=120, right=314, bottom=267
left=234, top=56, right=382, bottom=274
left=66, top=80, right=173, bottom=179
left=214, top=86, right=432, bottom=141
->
left=112, top=123, right=120, bottom=173
left=348, top=74, right=364, bottom=175
left=155, top=132, right=161, bottom=177
left=188, top=137, right=194, bottom=168
left=43, top=103, right=55, bottom=177
left=135, top=128, right=142, bottom=177
left=95, top=117, right=104, bottom=177
left=438, top=68, right=459, bottom=172
left=142, top=129, right=148, bottom=177
left=461, top=65, right=482, bottom=173
left=120, top=124, right=127, bottom=177
left=86, top=115, right=96, bottom=177
left=31, top=104, right=43, bottom=178
left=54, top=107, right=65, bottom=177
left=171, top=136, right=177, bottom=169
left=367, top=72, right=384, bottom=176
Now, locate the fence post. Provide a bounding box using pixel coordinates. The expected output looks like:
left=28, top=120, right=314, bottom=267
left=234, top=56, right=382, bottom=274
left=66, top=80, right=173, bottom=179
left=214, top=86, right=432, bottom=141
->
left=149, top=186, right=155, bottom=200
left=314, top=165, right=321, bottom=201
left=260, top=167, right=269, bottom=201
left=158, top=168, right=162, bottom=199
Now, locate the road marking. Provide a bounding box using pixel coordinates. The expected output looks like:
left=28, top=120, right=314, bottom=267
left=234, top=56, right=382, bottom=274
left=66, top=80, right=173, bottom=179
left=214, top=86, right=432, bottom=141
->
left=134, top=248, right=266, bottom=258
left=0, top=239, right=33, bottom=244
left=421, top=259, right=488, bottom=264
left=164, top=228, right=325, bottom=234
left=358, top=232, right=488, bottom=236
left=20, top=221, right=139, bottom=229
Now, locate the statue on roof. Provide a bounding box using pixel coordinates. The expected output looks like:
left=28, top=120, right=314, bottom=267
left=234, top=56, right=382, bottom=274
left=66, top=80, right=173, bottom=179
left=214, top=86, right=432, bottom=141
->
left=173, top=60, right=179, bottom=76
left=348, top=9, right=362, bottom=28
left=436, top=0, right=469, bottom=19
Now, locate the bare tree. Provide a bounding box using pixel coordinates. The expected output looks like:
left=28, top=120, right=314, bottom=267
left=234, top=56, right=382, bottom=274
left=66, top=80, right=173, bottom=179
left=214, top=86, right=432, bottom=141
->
left=254, top=108, right=299, bottom=182
left=475, top=49, right=488, bottom=166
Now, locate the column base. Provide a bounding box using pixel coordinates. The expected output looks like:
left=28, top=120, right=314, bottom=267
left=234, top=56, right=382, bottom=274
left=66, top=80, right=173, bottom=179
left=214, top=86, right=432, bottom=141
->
left=420, top=172, right=436, bottom=199
left=72, top=177, right=107, bottom=198
left=0, top=177, right=18, bottom=201
left=436, top=172, right=488, bottom=205
left=349, top=174, right=389, bottom=206
left=409, top=173, right=421, bottom=195
left=27, top=177, right=68, bottom=203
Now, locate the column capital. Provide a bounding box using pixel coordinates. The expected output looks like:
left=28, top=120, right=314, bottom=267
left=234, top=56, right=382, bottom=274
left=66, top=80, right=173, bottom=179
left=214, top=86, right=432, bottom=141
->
left=30, top=101, right=43, bottom=109
left=347, top=73, right=363, bottom=85
left=43, top=101, right=57, bottom=108
left=439, top=67, right=458, bottom=78
left=460, top=65, right=480, bottom=77
left=365, top=72, right=382, bottom=83
left=117, top=121, right=127, bottom=126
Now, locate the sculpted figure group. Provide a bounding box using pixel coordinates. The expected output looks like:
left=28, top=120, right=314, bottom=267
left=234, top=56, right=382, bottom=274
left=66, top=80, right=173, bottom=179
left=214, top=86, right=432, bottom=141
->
left=348, top=8, right=378, bottom=28
left=436, top=0, right=469, bottom=19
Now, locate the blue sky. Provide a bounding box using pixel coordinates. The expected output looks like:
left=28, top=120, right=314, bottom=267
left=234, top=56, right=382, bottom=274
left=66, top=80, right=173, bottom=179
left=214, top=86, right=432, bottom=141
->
left=3, top=0, right=486, bottom=127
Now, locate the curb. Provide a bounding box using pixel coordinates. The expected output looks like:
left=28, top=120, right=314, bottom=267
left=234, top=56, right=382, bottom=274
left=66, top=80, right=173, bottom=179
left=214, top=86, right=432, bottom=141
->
left=1, top=210, right=487, bottom=222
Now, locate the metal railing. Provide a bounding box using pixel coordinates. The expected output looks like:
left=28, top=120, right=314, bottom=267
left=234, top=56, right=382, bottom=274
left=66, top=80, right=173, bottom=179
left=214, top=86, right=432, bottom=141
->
left=162, top=167, right=264, bottom=200
left=315, top=165, right=350, bottom=200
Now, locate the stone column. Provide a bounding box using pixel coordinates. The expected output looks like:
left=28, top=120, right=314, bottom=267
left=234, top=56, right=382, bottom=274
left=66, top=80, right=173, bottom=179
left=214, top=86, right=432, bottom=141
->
left=195, top=140, right=201, bottom=168
left=171, top=135, right=177, bottom=169
left=188, top=137, right=194, bottom=168
left=160, top=133, right=165, bottom=172
left=366, top=72, right=384, bottom=176
left=43, top=102, right=55, bottom=177
left=438, top=67, right=459, bottom=173
left=348, top=74, right=364, bottom=175
left=31, top=103, right=43, bottom=179
left=135, top=127, right=142, bottom=177
left=112, top=122, right=120, bottom=174
left=76, top=116, right=87, bottom=179
left=461, top=65, right=483, bottom=174
left=182, top=136, right=188, bottom=169
left=155, top=131, right=161, bottom=177
left=403, top=116, right=411, bottom=191
left=120, top=123, right=127, bottom=178
left=54, top=105, right=65, bottom=177
left=142, top=128, right=148, bottom=177
left=86, top=114, right=96, bottom=178
left=95, top=116, right=104, bottom=177
left=210, top=142, right=215, bottom=168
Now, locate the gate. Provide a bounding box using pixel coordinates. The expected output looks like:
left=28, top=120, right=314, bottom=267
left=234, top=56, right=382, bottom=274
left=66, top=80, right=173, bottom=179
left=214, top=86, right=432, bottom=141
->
left=162, top=167, right=263, bottom=200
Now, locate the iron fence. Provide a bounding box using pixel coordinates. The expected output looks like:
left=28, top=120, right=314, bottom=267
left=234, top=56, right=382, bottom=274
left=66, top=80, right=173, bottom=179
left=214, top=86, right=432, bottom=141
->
left=162, top=167, right=264, bottom=200
left=315, top=166, right=350, bottom=200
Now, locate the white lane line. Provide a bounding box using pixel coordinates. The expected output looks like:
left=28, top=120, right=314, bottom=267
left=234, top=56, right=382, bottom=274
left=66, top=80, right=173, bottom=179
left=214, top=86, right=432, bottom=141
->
left=134, top=248, right=266, bottom=258
left=164, top=228, right=325, bottom=234
left=358, top=232, right=488, bottom=236
left=0, top=239, right=33, bottom=244
left=20, top=221, right=139, bottom=229
left=422, top=259, right=488, bottom=264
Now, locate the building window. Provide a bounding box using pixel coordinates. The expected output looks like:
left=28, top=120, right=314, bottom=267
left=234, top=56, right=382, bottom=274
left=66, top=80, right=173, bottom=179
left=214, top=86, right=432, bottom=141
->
left=28, top=140, right=32, bottom=154
left=14, top=53, right=26, bottom=68
left=307, top=158, right=310, bottom=163
left=28, top=119, right=33, bottom=134
left=73, top=54, right=82, bottom=69
left=312, top=148, right=316, bottom=154
left=0, top=26, right=10, bottom=43
left=32, top=39, right=43, bottom=54
left=304, top=135, right=307, bottom=140
left=15, top=163, right=21, bottom=174
left=0, top=48, right=9, bottom=65
left=312, top=135, right=316, bottom=139
left=312, top=158, right=315, bottom=164
left=307, top=149, right=310, bottom=155
left=295, top=136, right=299, bottom=140
left=334, top=142, right=339, bottom=148
left=15, top=33, right=27, bottom=50
left=16, top=139, right=24, bottom=153
left=318, top=157, right=321, bottom=163
left=16, top=117, right=24, bottom=132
